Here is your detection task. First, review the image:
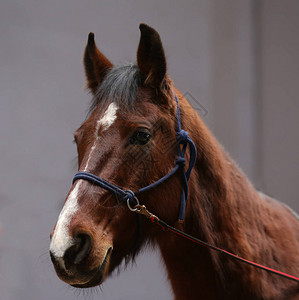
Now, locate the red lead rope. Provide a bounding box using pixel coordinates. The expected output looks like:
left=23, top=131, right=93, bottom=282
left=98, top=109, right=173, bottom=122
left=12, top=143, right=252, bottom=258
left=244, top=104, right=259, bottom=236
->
left=133, top=204, right=299, bottom=283
left=151, top=218, right=299, bottom=283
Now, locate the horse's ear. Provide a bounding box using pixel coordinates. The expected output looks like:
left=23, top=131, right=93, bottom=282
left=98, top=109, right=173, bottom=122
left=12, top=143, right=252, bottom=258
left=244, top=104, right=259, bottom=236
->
left=84, top=33, right=113, bottom=94
left=137, top=24, right=167, bottom=90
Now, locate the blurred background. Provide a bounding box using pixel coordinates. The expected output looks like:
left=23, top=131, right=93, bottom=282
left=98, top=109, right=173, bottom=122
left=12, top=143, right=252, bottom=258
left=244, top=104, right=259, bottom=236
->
left=0, top=0, right=298, bottom=299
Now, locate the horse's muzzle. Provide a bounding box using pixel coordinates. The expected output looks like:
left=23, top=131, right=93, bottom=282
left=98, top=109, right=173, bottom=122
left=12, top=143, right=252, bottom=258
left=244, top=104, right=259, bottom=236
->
left=50, top=231, right=113, bottom=287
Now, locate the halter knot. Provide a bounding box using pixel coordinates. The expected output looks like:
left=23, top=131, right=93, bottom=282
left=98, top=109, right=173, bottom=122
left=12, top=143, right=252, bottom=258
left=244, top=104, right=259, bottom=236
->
left=176, top=156, right=186, bottom=167
left=176, top=129, right=189, bottom=144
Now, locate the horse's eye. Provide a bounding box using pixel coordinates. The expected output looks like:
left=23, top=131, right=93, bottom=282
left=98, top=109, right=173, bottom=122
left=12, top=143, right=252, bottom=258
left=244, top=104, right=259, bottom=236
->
left=129, top=130, right=151, bottom=145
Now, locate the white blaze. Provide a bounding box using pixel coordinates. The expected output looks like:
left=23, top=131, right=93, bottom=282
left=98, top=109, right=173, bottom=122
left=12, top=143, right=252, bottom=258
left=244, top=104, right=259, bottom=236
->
left=83, top=102, right=118, bottom=172
left=50, top=103, right=118, bottom=261
left=50, top=181, right=81, bottom=258
left=98, top=102, right=118, bottom=132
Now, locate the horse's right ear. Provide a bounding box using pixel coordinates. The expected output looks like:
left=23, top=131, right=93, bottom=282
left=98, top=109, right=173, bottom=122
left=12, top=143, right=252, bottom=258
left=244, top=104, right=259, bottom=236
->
left=84, top=33, right=113, bottom=94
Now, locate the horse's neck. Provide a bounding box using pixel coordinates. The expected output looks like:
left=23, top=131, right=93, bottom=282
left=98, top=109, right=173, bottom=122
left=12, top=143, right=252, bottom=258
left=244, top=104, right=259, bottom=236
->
left=158, top=99, right=299, bottom=299
left=179, top=98, right=261, bottom=247
left=157, top=103, right=261, bottom=298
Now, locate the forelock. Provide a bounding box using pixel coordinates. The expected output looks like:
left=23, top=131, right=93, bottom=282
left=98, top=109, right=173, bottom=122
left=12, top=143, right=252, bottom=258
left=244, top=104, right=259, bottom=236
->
left=89, top=63, right=141, bottom=114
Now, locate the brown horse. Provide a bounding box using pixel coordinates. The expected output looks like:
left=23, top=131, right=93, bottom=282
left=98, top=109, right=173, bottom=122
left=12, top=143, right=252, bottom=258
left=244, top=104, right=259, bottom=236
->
left=50, top=24, right=299, bottom=299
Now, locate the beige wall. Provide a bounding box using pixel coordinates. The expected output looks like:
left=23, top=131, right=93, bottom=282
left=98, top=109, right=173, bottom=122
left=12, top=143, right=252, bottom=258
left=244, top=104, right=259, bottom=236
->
left=205, top=0, right=299, bottom=211
left=260, top=1, right=299, bottom=208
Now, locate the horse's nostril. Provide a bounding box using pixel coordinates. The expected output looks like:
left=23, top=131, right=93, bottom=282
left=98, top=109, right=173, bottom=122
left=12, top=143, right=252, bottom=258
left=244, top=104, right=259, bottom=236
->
left=61, top=232, right=93, bottom=269
left=74, top=232, right=93, bottom=265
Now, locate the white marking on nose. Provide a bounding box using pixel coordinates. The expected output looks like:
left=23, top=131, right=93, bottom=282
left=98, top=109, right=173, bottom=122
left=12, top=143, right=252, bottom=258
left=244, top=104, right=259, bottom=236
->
left=50, top=181, right=81, bottom=259
left=83, top=102, right=118, bottom=172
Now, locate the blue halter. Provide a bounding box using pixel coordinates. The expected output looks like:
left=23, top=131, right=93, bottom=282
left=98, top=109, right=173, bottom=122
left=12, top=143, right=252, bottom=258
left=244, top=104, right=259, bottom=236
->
left=73, top=93, right=197, bottom=221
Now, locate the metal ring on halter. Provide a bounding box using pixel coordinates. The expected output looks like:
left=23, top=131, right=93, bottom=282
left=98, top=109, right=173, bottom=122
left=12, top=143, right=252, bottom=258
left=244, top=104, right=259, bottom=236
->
left=127, top=196, right=140, bottom=212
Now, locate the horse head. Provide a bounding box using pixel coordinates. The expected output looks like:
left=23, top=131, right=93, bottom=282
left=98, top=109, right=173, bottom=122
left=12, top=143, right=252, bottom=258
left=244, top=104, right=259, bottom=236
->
left=49, top=24, right=187, bottom=288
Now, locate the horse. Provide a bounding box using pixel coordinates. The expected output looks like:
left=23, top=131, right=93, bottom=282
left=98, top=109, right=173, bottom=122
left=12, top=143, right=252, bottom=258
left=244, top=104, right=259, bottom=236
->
left=49, top=24, right=299, bottom=299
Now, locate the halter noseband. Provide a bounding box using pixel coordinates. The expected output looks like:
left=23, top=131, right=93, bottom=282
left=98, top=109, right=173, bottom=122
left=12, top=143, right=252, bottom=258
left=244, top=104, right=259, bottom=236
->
left=72, top=92, right=197, bottom=221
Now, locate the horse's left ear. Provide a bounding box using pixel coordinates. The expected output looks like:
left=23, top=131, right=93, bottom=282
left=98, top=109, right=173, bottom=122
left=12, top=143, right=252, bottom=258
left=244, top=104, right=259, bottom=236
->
left=137, top=24, right=167, bottom=90
left=84, top=32, right=113, bottom=94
